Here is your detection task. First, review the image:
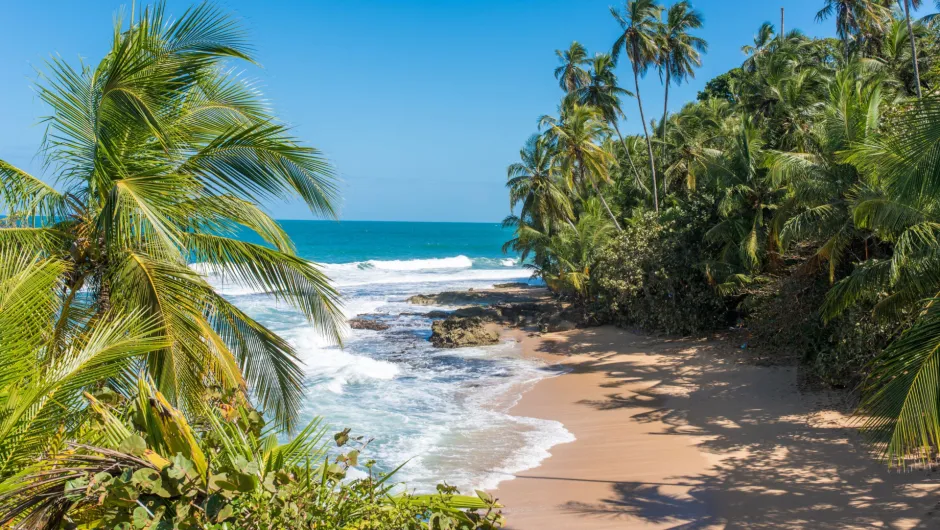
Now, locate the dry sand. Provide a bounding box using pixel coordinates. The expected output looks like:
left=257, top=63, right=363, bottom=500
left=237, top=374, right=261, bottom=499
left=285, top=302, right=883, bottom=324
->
left=493, top=326, right=940, bottom=529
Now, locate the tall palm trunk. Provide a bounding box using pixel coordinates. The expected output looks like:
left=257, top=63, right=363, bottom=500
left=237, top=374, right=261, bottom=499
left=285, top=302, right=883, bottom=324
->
left=578, top=159, right=622, bottom=232
left=632, top=59, right=659, bottom=212
left=660, top=65, right=671, bottom=199
left=903, top=0, right=922, bottom=98
left=612, top=121, right=649, bottom=194
left=593, top=180, right=623, bottom=232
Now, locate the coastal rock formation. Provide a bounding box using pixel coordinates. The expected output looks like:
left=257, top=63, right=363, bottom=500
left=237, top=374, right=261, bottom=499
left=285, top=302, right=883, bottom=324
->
left=407, top=287, right=543, bottom=306
left=430, top=316, right=499, bottom=348
left=493, top=282, right=530, bottom=289
left=348, top=318, right=390, bottom=331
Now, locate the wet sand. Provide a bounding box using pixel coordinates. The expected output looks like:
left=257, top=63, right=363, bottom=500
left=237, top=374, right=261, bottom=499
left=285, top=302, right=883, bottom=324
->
left=493, top=326, right=940, bottom=529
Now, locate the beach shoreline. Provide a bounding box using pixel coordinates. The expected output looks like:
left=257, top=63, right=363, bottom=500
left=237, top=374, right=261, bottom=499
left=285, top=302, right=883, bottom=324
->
left=417, top=286, right=940, bottom=529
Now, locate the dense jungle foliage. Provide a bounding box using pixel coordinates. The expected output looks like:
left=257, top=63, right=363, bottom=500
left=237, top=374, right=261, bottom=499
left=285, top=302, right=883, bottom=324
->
left=505, top=0, right=940, bottom=465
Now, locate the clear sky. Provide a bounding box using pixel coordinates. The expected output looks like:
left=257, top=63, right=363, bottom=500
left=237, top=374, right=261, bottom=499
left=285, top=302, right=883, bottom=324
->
left=0, top=1, right=931, bottom=222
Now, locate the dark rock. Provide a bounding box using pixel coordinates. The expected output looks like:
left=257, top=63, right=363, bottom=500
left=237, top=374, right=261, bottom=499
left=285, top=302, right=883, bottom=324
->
left=537, top=306, right=584, bottom=332
left=450, top=306, right=502, bottom=321
left=348, top=318, right=390, bottom=331
left=406, top=294, right=440, bottom=305
left=429, top=316, right=500, bottom=348
left=406, top=289, right=542, bottom=307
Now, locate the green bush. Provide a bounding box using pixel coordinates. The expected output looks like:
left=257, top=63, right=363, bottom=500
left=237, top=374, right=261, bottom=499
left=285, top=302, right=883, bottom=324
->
left=0, top=382, right=504, bottom=530
left=591, top=203, right=732, bottom=335
left=745, top=270, right=901, bottom=388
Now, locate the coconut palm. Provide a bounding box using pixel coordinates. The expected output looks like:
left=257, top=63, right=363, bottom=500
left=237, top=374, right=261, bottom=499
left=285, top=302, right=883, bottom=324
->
left=875, top=12, right=928, bottom=97
left=830, top=96, right=940, bottom=464
left=701, top=116, right=785, bottom=291
left=611, top=0, right=664, bottom=211
left=815, top=0, right=891, bottom=58
left=767, top=65, right=885, bottom=282
left=0, top=3, right=343, bottom=431
left=0, top=244, right=169, bottom=477
left=572, top=54, right=647, bottom=193
left=656, top=1, right=707, bottom=195
left=901, top=0, right=925, bottom=97
left=536, top=198, right=616, bottom=300
left=507, top=134, right=574, bottom=231
left=738, top=35, right=829, bottom=150
left=742, top=22, right=777, bottom=72
left=543, top=105, right=623, bottom=231
left=661, top=98, right=731, bottom=193
left=554, top=41, right=592, bottom=93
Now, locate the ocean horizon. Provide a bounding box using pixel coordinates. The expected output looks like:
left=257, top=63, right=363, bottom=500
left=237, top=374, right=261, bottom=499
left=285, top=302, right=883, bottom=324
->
left=198, top=220, right=573, bottom=492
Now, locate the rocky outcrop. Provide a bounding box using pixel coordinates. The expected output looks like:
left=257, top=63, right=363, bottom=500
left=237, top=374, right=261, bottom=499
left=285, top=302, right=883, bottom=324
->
left=407, top=288, right=543, bottom=307
left=536, top=306, right=583, bottom=332
left=430, top=317, right=500, bottom=348
left=348, top=318, right=390, bottom=331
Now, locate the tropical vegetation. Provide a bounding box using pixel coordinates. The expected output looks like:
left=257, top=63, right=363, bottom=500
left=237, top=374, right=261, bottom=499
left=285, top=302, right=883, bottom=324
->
left=505, top=0, right=940, bottom=467
left=0, top=3, right=501, bottom=528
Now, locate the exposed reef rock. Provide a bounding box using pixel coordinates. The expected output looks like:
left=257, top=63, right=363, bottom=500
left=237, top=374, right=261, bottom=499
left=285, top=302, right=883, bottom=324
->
left=347, top=318, right=390, bottom=331
left=429, top=316, right=500, bottom=348
left=406, top=287, right=542, bottom=307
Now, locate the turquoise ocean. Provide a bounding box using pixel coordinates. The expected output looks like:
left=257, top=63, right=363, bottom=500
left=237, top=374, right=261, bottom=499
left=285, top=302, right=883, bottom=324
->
left=197, top=221, right=574, bottom=492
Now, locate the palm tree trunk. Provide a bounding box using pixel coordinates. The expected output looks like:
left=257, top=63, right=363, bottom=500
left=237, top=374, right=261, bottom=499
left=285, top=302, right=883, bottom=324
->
left=903, top=0, right=922, bottom=98
left=661, top=67, right=670, bottom=199
left=633, top=63, right=659, bottom=212
left=612, top=121, right=648, bottom=194
left=578, top=158, right=622, bottom=232
left=592, top=179, right=623, bottom=232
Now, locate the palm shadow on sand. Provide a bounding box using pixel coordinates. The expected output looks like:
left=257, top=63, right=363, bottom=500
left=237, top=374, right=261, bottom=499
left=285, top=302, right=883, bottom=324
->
left=520, top=328, right=940, bottom=529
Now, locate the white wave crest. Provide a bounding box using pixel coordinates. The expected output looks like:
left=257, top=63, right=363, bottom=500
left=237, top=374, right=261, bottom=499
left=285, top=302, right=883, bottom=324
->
left=322, top=255, right=474, bottom=273
left=291, top=328, right=399, bottom=394
left=192, top=255, right=531, bottom=294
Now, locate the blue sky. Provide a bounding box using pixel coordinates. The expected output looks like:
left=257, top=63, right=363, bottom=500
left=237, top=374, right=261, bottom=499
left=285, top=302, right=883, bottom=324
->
left=0, top=1, right=932, bottom=222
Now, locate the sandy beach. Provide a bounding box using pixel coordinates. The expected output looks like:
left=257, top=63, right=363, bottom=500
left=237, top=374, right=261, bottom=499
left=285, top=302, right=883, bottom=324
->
left=493, top=326, right=940, bottom=529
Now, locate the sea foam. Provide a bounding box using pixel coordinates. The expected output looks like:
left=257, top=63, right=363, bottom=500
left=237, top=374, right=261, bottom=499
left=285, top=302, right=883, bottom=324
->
left=197, top=251, right=568, bottom=493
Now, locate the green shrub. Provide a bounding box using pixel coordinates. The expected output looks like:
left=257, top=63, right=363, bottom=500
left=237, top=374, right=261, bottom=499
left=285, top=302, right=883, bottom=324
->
left=0, top=382, right=504, bottom=530
left=745, top=270, right=901, bottom=388
left=592, top=203, right=732, bottom=335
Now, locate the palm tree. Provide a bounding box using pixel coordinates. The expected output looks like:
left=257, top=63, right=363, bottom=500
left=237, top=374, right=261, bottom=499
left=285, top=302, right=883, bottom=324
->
left=702, top=116, right=784, bottom=291
left=0, top=3, right=343, bottom=431
left=875, top=15, right=926, bottom=96
left=815, top=0, right=891, bottom=58
left=572, top=54, right=647, bottom=193
left=742, top=22, right=777, bottom=72
left=543, top=105, right=623, bottom=231
left=737, top=34, right=829, bottom=151
left=611, top=0, right=664, bottom=211
left=536, top=198, right=616, bottom=300
left=507, top=134, right=574, bottom=231
left=834, top=96, right=940, bottom=465
left=767, top=65, right=885, bottom=282
left=554, top=41, right=591, bottom=93
left=661, top=98, right=731, bottom=193
left=0, top=245, right=170, bottom=477
left=900, top=0, right=924, bottom=97
left=656, top=1, right=707, bottom=196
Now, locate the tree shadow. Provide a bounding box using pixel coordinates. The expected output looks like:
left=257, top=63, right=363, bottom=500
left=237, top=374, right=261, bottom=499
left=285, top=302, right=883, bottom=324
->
left=525, top=328, right=940, bottom=528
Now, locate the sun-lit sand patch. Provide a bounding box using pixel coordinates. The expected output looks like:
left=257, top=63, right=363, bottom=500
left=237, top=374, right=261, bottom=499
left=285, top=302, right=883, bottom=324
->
left=493, top=326, right=940, bottom=529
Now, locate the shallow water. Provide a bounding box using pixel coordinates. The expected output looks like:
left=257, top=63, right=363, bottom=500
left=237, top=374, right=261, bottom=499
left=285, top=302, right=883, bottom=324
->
left=199, top=221, right=574, bottom=492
